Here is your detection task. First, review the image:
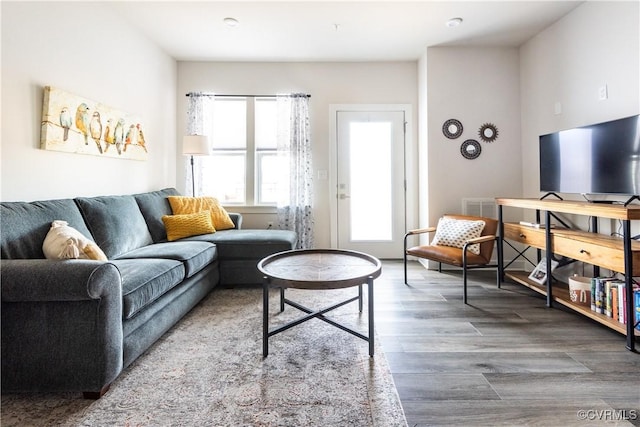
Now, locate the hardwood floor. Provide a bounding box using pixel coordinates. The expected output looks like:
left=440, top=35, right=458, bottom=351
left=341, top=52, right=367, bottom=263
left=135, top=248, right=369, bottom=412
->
left=375, top=260, right=640, bottom=427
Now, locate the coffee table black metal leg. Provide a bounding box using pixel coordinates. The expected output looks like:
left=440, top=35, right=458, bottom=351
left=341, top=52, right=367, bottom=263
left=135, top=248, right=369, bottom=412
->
left=263, top=277, right=269, bottom=357
left=368, top=276, right=374, bottom=357
left=358, top=284, right=363, bottom=312
left=280, top=287, right=285, bottom=312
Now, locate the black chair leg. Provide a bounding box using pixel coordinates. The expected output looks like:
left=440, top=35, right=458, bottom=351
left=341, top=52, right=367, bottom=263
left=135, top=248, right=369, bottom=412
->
left=403, top=252, right=408, bottom=285
left=462, top=254, right=468, bottom=305
left=463, top=271, right=468, bottom=304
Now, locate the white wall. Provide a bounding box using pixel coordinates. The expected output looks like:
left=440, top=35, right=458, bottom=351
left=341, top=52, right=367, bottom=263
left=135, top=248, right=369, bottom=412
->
left=520, top=1, right=640, bottom=201
left=424, top=47, right=522, bottom=226
left=518, top=1, right=639, bottom=276
left=1, top=2, right=177, bottom=202
left=176, top=61, right=419, bottom=247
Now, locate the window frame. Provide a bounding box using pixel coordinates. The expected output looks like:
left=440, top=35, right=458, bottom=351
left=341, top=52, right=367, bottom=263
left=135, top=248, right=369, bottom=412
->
left=207, top=96, right=279, bottom=207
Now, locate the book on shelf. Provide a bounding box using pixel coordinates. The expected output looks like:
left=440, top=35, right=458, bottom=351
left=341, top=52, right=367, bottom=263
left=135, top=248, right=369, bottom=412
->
left=591, top=277, right=603, bottom=314
left=604, top=280, right=623, bottom=318
left=618, top=282, right=625, bottom=324
left=590, top=277, right=619, bottom=315
left=611, top=285, right=619, bottom=322
left=605, top=281, right=613, bottom=317
left=518, top=221, right=556, bottom=229
left=589, top=278, right=640, bottom=329
left=635, top=288, right=640, bottom=332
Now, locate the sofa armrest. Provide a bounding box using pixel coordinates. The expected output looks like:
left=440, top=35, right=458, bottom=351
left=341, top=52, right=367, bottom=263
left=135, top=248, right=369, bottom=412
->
left=228, top=212, right=242, bottom=229
left=1, top=259, right=121, bottom=302
left=1, top=259, right=124, bottom=394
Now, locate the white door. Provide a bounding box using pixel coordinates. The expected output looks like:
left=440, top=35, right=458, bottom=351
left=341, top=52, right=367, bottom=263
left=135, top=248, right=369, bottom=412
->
left=335, top=110, right=406, bottom=258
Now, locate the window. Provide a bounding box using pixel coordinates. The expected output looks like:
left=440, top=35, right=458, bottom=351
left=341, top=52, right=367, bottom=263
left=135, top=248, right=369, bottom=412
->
left=200, top=97, right=281, bottom=205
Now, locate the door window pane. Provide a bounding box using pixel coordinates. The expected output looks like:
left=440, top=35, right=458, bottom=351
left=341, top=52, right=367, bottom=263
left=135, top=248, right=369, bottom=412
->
left=349, top=122, right=393, bottom=241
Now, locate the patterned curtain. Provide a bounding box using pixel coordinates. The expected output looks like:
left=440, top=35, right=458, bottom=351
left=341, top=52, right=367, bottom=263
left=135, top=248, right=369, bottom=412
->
left=276, top=94, right=314, bottom=249
left=185, top=92, right=213, bottom=196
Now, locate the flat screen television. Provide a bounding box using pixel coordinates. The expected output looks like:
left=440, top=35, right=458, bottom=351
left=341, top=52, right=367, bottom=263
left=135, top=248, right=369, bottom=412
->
left=539, top=115, right=640, bottom=197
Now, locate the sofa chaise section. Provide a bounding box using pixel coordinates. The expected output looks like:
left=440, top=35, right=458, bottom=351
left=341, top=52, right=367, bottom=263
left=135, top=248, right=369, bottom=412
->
left=185, top=229, right=298, bottom=284
left=133, top=188, right=297, bottom=286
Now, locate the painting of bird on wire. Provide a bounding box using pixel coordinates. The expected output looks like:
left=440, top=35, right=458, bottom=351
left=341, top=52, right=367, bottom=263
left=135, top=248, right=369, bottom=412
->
left=40, top=86, right=148, bottom=160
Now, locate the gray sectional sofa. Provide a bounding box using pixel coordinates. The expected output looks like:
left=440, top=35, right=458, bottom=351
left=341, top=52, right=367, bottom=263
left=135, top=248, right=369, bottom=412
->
left=0, top=188, right=296, bottom=397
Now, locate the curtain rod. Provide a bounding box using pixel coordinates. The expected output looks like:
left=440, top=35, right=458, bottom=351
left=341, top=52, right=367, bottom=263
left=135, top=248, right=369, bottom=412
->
left=185, top=92, right=310, bottom=98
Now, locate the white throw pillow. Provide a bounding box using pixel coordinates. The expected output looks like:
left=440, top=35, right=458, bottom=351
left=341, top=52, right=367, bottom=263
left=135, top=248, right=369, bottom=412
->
left=42, top=220, right=107, bottom=261
left=430, top=217, right=486, bottom=255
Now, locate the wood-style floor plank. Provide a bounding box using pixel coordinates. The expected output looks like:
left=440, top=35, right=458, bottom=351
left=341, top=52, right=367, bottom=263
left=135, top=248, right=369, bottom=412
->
left=376, top=261, right=640, bottom=426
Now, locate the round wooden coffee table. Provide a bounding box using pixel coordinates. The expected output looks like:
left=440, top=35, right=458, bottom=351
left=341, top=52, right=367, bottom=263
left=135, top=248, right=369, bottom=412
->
left=258, top=249, right=382, bottom=357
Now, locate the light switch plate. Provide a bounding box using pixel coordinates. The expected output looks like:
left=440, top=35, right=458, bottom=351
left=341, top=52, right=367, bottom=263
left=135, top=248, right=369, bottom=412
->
left=599, top=85, right=608, bottom=101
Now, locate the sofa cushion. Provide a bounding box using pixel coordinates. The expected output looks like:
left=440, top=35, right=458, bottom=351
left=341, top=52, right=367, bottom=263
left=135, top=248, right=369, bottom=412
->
left=133, top=188, right=180, bottom=243
left=75, top=195, right=153, bottom=259
left=1, top=199, right=92, bottom=259
left=116, top=241, right=217, bottom=278
left=183, top=229, right=297, bottom=260
left=109, top=258, right=185, bottom=320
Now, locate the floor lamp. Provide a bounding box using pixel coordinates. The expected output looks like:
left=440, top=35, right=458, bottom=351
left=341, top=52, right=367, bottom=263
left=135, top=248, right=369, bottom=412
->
left=182, top=135, right=211, bottom=196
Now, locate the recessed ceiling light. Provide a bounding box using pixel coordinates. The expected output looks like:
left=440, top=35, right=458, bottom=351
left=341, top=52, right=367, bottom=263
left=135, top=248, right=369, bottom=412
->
left=223, top=17, right=239, bottom=27
left=446, top=17, right=463, bottom=28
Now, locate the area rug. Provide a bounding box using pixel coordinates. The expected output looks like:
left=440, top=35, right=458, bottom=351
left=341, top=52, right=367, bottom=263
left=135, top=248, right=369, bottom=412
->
left=1, top=286, right=407, bottom=426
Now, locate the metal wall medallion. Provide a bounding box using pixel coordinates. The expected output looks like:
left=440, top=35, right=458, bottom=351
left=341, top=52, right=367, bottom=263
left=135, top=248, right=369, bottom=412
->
left=478, top=123, right=498, bottom=142
left=460, top=139, right=481, bottom=159
left=442, top=119, right=463, bottom=139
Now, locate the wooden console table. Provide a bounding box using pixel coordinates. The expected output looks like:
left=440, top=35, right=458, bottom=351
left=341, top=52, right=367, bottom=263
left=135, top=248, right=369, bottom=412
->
left=496, top=198, right=640, bottom=351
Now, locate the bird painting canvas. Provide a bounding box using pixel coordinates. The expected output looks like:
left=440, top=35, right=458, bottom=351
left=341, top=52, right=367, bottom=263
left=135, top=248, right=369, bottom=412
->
left=40, top=86, right=148, bottom=161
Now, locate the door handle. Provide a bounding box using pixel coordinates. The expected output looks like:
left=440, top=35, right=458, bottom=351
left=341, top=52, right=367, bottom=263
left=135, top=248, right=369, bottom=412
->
left=338, top=194, right=351, bottom=200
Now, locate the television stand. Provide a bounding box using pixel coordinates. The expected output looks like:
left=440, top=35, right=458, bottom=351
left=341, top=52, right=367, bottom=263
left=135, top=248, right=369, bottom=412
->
left=496, top=197, right=640, bottom=351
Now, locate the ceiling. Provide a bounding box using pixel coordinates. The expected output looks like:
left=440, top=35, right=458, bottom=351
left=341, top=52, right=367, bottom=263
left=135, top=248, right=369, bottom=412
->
left=109, top=1, right=583, bottom=62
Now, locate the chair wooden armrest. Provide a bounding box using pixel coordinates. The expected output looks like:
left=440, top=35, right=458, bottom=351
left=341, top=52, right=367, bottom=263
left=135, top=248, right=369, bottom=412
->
left=464, top=235, right=497, bottom=245
left=404, top=227, right=436, bottom=237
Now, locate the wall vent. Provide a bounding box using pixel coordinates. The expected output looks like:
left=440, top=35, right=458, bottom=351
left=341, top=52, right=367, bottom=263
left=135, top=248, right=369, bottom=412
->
left=462, top=198, right=497, bottom=218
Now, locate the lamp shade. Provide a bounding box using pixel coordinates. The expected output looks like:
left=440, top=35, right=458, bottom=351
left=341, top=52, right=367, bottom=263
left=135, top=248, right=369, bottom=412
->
left=182, top=135, right=211, bottom=156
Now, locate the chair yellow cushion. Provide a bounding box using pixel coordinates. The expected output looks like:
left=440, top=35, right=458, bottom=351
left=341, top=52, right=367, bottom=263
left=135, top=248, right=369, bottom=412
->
left=167, top=196, right=235, bottom=230
left=430, top=217, right=485, bottom=255
left=162, top=211, right=216, bottom=241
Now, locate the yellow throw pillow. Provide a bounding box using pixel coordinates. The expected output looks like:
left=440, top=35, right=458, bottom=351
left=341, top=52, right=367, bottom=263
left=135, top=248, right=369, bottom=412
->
left=167, top=196, right=208, bottom=214
left=162, top=211, right=216, bottom=241
left=167, top=196, right=235, bottom=230
left=205, top=197, right=235, bottom=230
